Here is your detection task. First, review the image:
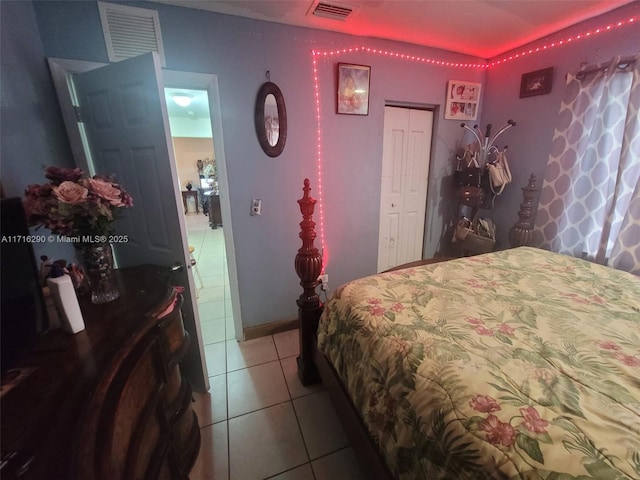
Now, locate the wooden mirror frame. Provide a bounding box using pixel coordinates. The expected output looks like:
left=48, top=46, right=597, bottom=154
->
left=255, top=81, right=287, bottom=157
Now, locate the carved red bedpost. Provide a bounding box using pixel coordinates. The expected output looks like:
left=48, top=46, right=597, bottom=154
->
left=295, top=179, right=322, bottom=385
left=295, top=179, right=323, bottom=306
left=509, top=173, right=540, bottom=247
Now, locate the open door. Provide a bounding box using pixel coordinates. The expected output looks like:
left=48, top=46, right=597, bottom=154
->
left=72, top=52, right=209, bottom=391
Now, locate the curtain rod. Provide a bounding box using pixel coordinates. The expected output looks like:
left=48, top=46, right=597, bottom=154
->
left=575, top=55, right=637, bottom=79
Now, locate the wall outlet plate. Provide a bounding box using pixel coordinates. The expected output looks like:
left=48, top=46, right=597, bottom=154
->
left=251, top=198, right=262, bottom=215
left=318, top=274, right=328, bottom=290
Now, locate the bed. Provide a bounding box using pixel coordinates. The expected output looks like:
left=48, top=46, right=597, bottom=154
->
left=294, top=179, right=640, bottom=480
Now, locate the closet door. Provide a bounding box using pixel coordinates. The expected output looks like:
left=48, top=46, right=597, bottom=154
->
left=377, top=107, right=433, bottom=272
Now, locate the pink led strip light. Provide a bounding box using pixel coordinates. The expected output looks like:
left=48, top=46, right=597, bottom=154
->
left=310, top=15, right=637, bottom=270
left=490, top=17, right=637, bottom=65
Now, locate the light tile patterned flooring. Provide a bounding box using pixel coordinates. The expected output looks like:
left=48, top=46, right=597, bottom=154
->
left=184, top=213, right=366, bottom=480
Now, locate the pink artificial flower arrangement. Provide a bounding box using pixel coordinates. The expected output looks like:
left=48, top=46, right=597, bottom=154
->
left=24, top=166, right=133, bottom=237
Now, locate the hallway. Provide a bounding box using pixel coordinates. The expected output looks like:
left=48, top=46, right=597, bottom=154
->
left=183, top=213, right=366, bottom=479
left=186, top=212, right=235, bottom=344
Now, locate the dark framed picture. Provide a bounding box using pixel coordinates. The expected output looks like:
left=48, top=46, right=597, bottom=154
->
left=444, top=80, right=481, bottom=120
left=337, top=63, right=370, bottom=115
left=520, top=67, right=554, bottom=98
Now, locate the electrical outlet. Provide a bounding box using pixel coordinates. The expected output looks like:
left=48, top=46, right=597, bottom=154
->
left=318, top=274, right=328, bottom=291
left=251, top=198, right=262, bottom=216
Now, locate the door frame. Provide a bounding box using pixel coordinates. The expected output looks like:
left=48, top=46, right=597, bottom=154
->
left=377, top=103, right=435, bottom=272
left=161, top=69, right=243, bottom=344
left=48, top=57, right=243, bottom=387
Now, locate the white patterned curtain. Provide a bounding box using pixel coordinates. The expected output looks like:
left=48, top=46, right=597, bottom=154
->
left=534, top=55, right=640, bottom=275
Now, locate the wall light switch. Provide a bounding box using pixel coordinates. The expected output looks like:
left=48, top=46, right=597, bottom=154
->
left=251, top=198, right=262, bottom=216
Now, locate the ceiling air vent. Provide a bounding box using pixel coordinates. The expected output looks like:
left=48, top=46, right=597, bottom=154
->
left=311, top=2, right=354, bottom=21
left=98, top=2, right=166, bottom=66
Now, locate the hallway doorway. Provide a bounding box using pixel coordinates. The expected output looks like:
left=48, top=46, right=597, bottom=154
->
left=184, top=214, right=236, bottom=343
left=48, top=57, right=243, bottom=392
left=164, top=86, right=237, bottom=363
left=164, top=86, right=235, bottom=342
left=161, top=71, right=242, bottom=346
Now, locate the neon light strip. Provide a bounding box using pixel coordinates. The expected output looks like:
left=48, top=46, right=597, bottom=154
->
left=311, top=15, right=637, bottom=269
left=490, top=16, right=637, bottom=66
left=312, top=16, right=637, bottom=67
left=311, top=51, right=328, bottom=272
left=314, top=46, right=489, bottom=68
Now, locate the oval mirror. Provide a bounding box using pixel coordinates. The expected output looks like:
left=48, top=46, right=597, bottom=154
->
left=255, top=82, right=287, bottom=157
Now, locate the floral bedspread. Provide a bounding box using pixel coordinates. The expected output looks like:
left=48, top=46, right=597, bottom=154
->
left=317, top=247, right=640, bottom=479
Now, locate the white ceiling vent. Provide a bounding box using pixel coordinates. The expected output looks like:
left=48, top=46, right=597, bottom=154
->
left=98, top=2, right=166, bottom=66
left=310, top=1, right=355, bottom=21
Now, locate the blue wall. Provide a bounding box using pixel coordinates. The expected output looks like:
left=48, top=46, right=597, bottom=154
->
left=2, top=1, right=638, bottom=330
left=0, top=0, right=76, bottom=262
left=482, top=2, right=640, bottom=248
left=21, top=0, right=486, bottom=330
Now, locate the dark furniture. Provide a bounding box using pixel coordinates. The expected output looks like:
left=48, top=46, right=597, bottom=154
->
left=1, top=198, right=49, bottom=375
left=293, top=180, right=474, bottom=479
left=1, top=265, right=200, bottom=480
left=508, top=173, right=540, bottom=247
left=294, top=180, right=449, bottom=480
left=205, top=192, right=222, bottom=229
left=453, top=178, right=496, bottom=256
left=294, top=178, right=639, bottom=479
left=294, top=179, right=394, bottom=479
left=181, top=190, right=199, bottom=214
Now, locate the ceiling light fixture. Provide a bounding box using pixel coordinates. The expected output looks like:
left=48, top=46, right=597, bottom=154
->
left=172, top=93, right=193, bottom=107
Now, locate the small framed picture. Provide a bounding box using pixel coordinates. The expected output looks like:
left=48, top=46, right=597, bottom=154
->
left=445, top=80, right=481, bottom=120
left=337, top=63, right=371, bottom=115
left=520, top=67, right=554, bottom=98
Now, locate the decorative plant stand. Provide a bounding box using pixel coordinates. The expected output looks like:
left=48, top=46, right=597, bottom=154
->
left=508, top=173, right=540, bottom=247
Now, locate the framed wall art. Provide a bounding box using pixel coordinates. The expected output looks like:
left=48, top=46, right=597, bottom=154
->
left=337, top=63, right=370, bottom=115
left=520, top=67, right=554, bottom=98
left=445, top=80, right=481, bottom=120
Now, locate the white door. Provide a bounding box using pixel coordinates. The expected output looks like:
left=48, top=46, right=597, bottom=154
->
left=377, top=107, right=433, bottom=272
left=73, top=52, right=209, bottom=391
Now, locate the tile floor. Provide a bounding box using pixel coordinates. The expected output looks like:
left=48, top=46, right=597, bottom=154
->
left=184, top=213, right=366, bottom=480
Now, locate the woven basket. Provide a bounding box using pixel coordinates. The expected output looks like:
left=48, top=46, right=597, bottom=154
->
left=462, top=231, right=495, bottom=255
left=454, top=224, right=473, bottom=241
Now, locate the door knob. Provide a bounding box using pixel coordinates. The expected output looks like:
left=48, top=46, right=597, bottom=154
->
left=170, top=262, right=184, bottom=272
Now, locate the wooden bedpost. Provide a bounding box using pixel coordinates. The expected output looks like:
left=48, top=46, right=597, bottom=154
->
left=295, top=179, right=322, bottom=386
left=509, top=173, right=540, bottom=247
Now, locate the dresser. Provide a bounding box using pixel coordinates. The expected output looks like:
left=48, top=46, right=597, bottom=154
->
left=205, top=192, right=223, bottom=229
left=1, top=265, right=200, bottom=480
left=182, top=190, right=199, bottom=213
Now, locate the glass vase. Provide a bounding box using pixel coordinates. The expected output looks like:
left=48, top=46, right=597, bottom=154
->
left=76, top=242, right=120, bottom=304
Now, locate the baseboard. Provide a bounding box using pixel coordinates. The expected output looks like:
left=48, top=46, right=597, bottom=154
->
left=243, top=318, right=298, bottom=341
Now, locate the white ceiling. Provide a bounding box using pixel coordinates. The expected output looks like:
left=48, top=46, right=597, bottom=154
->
left=164, top=87, right=213, bottom=137
left=150, top=0, right=634, bottom=58
left=165, top=87, right=209, bottom=118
